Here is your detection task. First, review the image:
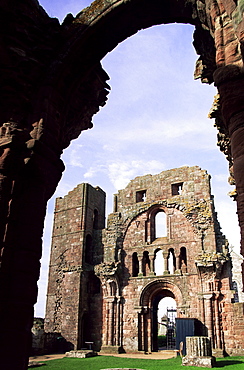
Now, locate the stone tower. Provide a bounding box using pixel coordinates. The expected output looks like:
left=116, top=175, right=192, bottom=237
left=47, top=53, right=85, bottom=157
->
left=45, top=166, right=244, bottom=356
left=45, top=183, right=105, bottom=350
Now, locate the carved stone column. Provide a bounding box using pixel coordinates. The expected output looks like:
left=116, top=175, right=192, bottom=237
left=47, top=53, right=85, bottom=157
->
left=107, top=298, right=115, bottom=346
left=203, top=293, right=213, bottom=344
left=138, top=254, right=143, bottom=276
left=163, top=251, right=169, bottom=274
left=213, top=293, right=222, bottom=350
left=0, top=127, right=64, bottom=370
left=214, top=66, right=244, bottom=274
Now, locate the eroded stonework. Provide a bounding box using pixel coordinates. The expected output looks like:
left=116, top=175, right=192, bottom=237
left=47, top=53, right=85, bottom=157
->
left=45, top=166, right=244, bottom=356
left=2, top=0, right=244, bottom=368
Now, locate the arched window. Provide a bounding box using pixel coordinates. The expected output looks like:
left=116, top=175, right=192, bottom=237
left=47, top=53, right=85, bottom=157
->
left=154, top=249, right=164, bottom=276
left=132, top=252, right=139, bottom=277
left=180, top=247, right=187, bottom=269
left=93, top=209, right=99, bottom=229
left=85, top=234, right=93, bottom=264
left=154, top=211, right=167, bottom=239
left=142, top=251, right=151, bottom=276
left=168, top=248, right=176, bottom=274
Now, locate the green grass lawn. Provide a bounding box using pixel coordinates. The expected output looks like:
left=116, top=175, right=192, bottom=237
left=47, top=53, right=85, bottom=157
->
left=36, top=355, right=244, bottom=370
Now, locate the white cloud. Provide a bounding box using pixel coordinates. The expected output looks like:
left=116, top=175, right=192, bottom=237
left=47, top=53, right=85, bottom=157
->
left=108, top=159, right=165, bottom=190
left=84, top=168, right=98, bottom=178
left=214, top=173, right=229, bottom=183
left=65, top=145, right=84, bottom=168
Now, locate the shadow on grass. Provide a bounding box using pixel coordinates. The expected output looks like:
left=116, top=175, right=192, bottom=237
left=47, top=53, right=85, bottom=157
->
left=215, top=360, right=244, bottom=368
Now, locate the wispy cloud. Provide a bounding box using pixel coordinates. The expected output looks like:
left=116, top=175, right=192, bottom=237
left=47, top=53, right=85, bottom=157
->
left=68, top=146, right=84, bottom=168
left=108, top=159, right=165, bottom=190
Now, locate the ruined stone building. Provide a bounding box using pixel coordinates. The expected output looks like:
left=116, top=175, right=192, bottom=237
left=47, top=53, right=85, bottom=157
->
left=45, top=166, right=244, bottom=356
left=3, top=0, right=244, bottom=368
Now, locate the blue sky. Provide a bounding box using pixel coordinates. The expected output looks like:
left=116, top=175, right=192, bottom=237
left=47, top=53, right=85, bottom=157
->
left=35, top=0, right=240, bottom=317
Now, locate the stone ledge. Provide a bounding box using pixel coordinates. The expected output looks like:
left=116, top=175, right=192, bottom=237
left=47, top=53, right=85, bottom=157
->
left=65, top=350, right=97, bottom=358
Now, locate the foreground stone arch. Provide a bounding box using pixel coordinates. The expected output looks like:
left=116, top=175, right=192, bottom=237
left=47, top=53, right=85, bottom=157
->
left=1, top=0, right=244, bottom=368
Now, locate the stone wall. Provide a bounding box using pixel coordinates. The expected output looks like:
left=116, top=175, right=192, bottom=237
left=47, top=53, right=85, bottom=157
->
left=45, top=183, right=105, bottom=351
left=45, top=166, right=244, bottom=355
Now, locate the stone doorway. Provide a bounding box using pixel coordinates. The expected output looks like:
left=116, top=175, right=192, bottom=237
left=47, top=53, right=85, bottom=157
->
left=152, top=290, right=177, bottom=352
left=139, top=280, right=182, bottom=353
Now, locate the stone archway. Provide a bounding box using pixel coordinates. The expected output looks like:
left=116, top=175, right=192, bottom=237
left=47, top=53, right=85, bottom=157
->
left=1, top=0, right=244, bottom=368
left=139, top=280, right=183, bottom=352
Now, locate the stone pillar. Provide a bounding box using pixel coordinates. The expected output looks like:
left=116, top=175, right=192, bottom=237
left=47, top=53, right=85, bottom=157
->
left=113, top=298, right=117, bottom=346
left=137, top=312, right=143, bottom=351
left=107, top=299, right=115, bottom=346
left=138, top=254, right=143, bottom=275
left=214, top=66, right=244, bottom=277
left=148, top=309, right=152, bottom=353
left=203, top=294, right=213, bottom=344
left=163, top=251, right=169, bottom=274
left=150, top=253, right=155, bottom=275
left=0, top=134, right=64, bottom=370
left=212, top=293, right=224, bottom=357
left=182, top=337, right=216, bottom=368
left=142, top=309, right=149, bottom=353
left=117, top=298, right=122, bottom=347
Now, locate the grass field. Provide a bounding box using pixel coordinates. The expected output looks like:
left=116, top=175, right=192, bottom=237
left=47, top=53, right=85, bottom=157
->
left=36, top=355, right=244, bottom=370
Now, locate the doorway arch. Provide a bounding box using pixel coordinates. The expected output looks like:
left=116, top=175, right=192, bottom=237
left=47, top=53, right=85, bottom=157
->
left=139, top=280, right=183, bottom=352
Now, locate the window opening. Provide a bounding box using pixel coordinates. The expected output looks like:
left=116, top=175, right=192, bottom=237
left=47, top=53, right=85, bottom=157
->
left=93, top=209, right=99, bottom=229
left=155, top=211, right=167, bottom=238
left=136, top=190, right=147, bottom=203
left=180, top=246, right=187, bottom=272
left=168, top=248, right=175, bottom=274
left=171, top=182, right=183, bottom=196
left=154, top=249, right=164, bottom=276
left=132, top=252, right=139, bottom=277
left=158, top=297, right=177, bottom=350
left=142, top=251, right=150, bottom=276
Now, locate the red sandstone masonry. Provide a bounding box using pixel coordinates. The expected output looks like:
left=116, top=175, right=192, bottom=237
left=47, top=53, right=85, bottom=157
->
left=45, top=166, right=244, bottom=355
